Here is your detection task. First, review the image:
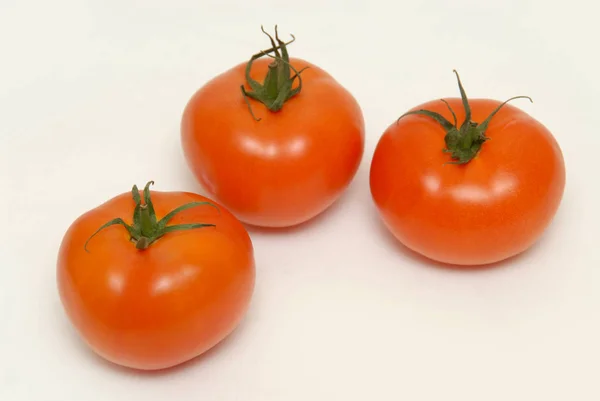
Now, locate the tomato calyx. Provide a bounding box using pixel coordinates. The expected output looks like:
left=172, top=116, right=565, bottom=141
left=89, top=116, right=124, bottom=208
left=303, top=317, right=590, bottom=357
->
left=84, top=181, right=218, bottom=252
left=240, top=25, right=309, bottom=121
left=397, top=70, right=533, bottom=164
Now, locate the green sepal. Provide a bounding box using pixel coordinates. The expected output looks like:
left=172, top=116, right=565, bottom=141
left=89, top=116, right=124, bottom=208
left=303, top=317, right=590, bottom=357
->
left=240, top=25, right=309, bottom=121
left=84, top=182, right=219, bottom=252
left=397, top=70, right=533, bottom=165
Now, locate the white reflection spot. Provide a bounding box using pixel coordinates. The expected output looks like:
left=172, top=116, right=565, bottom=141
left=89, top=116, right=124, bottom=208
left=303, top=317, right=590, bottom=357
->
left=422, top=174, right=441, bottom=192
left=286, top=137, right=307, bottom=156
left=152, top=265, right=200, bottom=296
left=107, top=272, right=125, bottom=294
left=450, top=173, right=517, bottom=203
left=240, top=135, right=306, bottom=159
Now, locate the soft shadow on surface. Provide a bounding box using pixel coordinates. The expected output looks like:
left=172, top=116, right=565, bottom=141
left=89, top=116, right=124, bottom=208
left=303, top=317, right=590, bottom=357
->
left=369, top=206, right=541, bottom=273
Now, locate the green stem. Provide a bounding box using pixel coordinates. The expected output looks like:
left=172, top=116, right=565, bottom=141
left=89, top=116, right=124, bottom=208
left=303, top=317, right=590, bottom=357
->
left=265, top=63, right=280, bottom=99
left=135, top=237, right=151, bottom=250
left=139, top=205, right=154, bottom=238
left=397, top=70, right=533, bottom=164
left=84, top=181, right=218, bottom=252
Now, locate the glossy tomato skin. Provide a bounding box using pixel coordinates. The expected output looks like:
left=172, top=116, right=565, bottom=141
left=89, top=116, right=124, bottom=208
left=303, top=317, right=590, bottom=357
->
left=181, top=57, right=365, bottom=228
left=57, top=191, right=255, bottom=370
left=370, top=98, right=565, bottom=266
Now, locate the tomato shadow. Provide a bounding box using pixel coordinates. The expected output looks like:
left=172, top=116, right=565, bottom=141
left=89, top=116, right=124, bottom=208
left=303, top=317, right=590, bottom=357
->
left=368, top=206, right=540, bottom=273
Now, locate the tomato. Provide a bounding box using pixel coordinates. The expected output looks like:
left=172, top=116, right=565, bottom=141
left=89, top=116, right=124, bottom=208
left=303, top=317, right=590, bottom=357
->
left=369, top=71, right=566, bottom=266
left=181, top=26, right=364, bottom=228
left=56, top=182, right=255, bottom=370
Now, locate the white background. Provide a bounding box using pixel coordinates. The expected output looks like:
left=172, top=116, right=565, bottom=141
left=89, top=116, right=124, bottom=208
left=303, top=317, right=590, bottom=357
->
left=1, top=0, right=599, bottom=400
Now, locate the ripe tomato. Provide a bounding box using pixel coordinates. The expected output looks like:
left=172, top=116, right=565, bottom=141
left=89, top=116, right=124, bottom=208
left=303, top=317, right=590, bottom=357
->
left=369, top=71, right=566, bottom=266
left=56, top=182, right=255, bottom=370
left=181, top=26, right=364, bottom=228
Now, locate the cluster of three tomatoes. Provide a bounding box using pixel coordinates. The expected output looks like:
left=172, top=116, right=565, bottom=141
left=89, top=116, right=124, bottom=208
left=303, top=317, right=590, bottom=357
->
left=56, top=28, right=565, bottom=371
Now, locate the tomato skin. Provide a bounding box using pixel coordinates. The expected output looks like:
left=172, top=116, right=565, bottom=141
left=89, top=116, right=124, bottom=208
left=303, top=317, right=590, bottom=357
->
left=56, top=190, right=255, bottom=370
left=181, top=57, right=365, bottom=228
left=370, top=98, right=566, bottom=266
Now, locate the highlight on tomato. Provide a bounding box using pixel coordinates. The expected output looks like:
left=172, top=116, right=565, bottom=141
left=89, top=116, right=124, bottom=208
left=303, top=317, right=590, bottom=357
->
left=56, top=181, right=255, bottom=370
left=181, top=26, right=365, bottom=228
left=369, top=71, right=566, bottom=266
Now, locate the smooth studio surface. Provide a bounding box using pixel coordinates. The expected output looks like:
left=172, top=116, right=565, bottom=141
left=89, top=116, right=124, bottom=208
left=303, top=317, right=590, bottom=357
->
left=1, top=1, right=599, bottom=400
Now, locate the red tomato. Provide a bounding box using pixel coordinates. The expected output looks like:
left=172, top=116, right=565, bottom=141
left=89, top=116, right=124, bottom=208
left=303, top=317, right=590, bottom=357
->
left=181, top=27, right=364, bottom=228
left=56, top=182, right=255, bottom=370
left=369, top=71, right=566, bottom=266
